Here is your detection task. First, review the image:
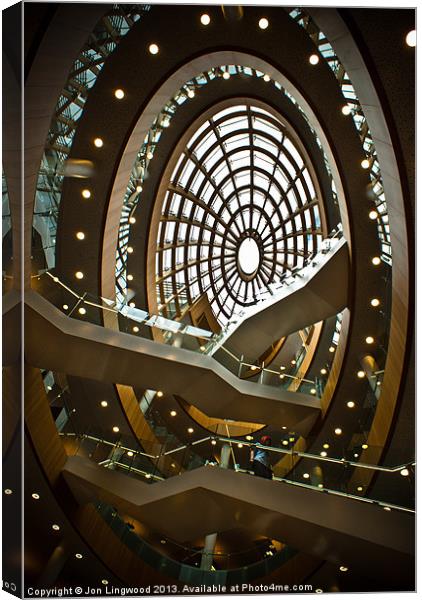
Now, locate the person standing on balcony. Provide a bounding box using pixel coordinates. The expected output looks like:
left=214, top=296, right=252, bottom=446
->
left=250, top=435, right=273, bottom=479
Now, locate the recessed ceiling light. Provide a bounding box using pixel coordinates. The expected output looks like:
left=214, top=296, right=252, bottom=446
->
left=282, top=440, right=288, bottom=446
left=102, top=580, right=109, bottom=586
left=78, top=307, right=86, bottom=315
left=289, top=437, right=295, bottom=442
left=406, top=30, right=416, bottom=47
left=357, top=370, right=365, bottom=379
left=362, top=443, right=368, bottom=449
left=309, top=54, right=319, bottom=65
left=282, top=426, right=287, bottom=430
left=371, top=298, right=380, bottom=307
left=75, top=271, right=84, bottom=279
left=100, top=400, right=108, bottom=407
left=93, top=137, right=103, bottom=148
left=145, top=473, right=151, bottom=479
left=129, top=216, right=136, bottom=224
left=263, top=74, right=270, bottom=82
left=81, top=189, right=91, bottom=199
left=170, top=410, right=177, bottom=417
left=347, top=401, right=355, bottom=408
left=341, top=105, right=351, bottom=115
left=320, top=451, right=327, bottom=457
left=76, top=231, right=85, bottom=240
left=127, top=451, right=134, bottom=457
left=329, top=346, right=335, bottom=353
left=303, top=473, right=310, bottom=479
left=75, top=553, right=83, bottom=559
left=127, top=274, right=134, bottom=281
left=200, top=13, right=211, bottom=25
left=114, top=88, right=125, bottom=99
left=4, top=489, right=12, bottom=495
left=63, top=304, right=69, bottom=310
left=160, top=539, right=166, bottom=544
left=32, top=493, right=40, bottom=500
left=317, top=484, right=323, bottom=489
left=200, top=345, right=206, bottom=351
left=354, top=453, right=359, bottom=458
left=372, top=256, right=381, bottom=265
left=279, top=374, right=285, bottom=380
left=258, top=17, right=269, bottom=29
left=52, top=524, right=60, bottom=531
left=320, top=368, right=327, bottom=375
left=211, top=439, right=217, bottom=445
left=112, top=426, right=120, bottom=433
left=156, top=391, right=164, bottom=398
left=237, top=443, right=243, bottom=448
left=146, top=151, right=154, bottom=160
left=246, top=435, right=253, bottom=441
left=188, top=427, right=194, bottom=434
left=365, top=336, right=375, bottom=344
left=339, top=565, right=348, bottom=572
left=315, top=588, right=323, bottom=593
left=361, top=158, right=370, bottom=169
left=291, top=359, right=296, bottom=365
left=323, top=443, right=330, bottom=449
left=129, top=302, right=135, bottom=308
left=187, top=89, right=195, bottom=98
left=357, top=486, right=363, bottom=491
left=383, top=506, right=391, bottom=512
left=369, top=210, right=378, bottom=220
left=148, top=43, right=159, bottom=55
left=222, top=71, right=230, bottom=80
left=400, top=468, right=409, bottom=477
left=334, top=428, right=342, bottom=435
left=310, top=388, right=316, bottom=395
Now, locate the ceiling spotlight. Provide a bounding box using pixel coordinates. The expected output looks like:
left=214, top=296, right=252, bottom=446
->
left=129, top=301, right=135, bottom=308
left=200, top=13, right=211, bottom=25
left=323, top=444, right=330, bottom=449
left=357, top=486, right=363, bottom=492
left=222, top=71, right=230, bottom=80
left=246, top=435, right=253, bottom=441
left=4, top=489, right=13, bottom=495
left=357, top=370, right=365, bottom=379
left=170, top=410, right=177, bottom=417
left=32, top=493, right=40, bottom=500
left=132, top=326, right=139, bottom=333
left=361, top=158, right=370, bottom=169
left=81, top=189, right=91, bottom=199
left=329, top=346, right=335, bottom=353
left=127, top=451, right=134, bottom=457
left=112, top=426, right=120, bottom=433
left=52, top=524, right=60, bottom=531
left=369, top=210, right=378, bottom=220
left=148, top=43, right=159, bottom=55
left=400, top=468, right=409, bottom=477
left=365, top=336, right=375, bottom=344
left=136, top=185, right=142, bottom=193
left=310, top=388, right=316, bottom=395
left=291, top=359, right=296, bottom=365
left=102, top=580, right=109, bottom=586
left=320, top=451, right=327, bottom=457
left=342, top=105, right=352, bottom=115
left=362, top=443, right=369, bottom=450
left=303, top=473, right=310, bottom=479
left=78, top=307, right=86, bottom=315
left=75, top=553, right=83, bottom=559
left=187, top=89, right=195, bottom=98
left=317, top=484, right=324, bottom=489
left=100, top=400, right=108, bottom=407
left=339, top=565, right=349, bottom=572
left=114, top=88, right=125, bottom=99
left=127, top=246, right=134, bottom=254
left=282, top=440, right=289, bottom=446
left=156, top=391, right=164, bottom=398
left=237, top=443, right=243, bottom=449
left=127, top=274, right=134, bottom=281
left=187, top=427, right=194, bottom=434
left=263, top=74, right=270, bottom=82
left=211, top=439, right=217, bottom=445
left=372, top=256, right=381, bottom=265
left=76, top=231, right=85, bottom=240
left=93, top=137, right=103, bottom=148
left=279, top=374, right=285, bottom=380
left=129, top=216, right=136, bottom=224
left=383, top=506, right=391, bottom=512
left=63, top=304, right=69, bottom=310
left=309, top=54, right=319, bottom=65
left=334, top=428, right=342, bottom=435
left=146, top=151, right=154, bottom=160
left=320, top=368, right=327, bottom=375
left=406, top=30, right=416, bottom=47
left=75, top=271, right=84, bottom=279
left=258, top=17, right=269, bottom=30
left=370, top=298, right=380, bottom=307
left=354, top=453, right=359, bottom=458
left=347, top=401, right=355, bottom=408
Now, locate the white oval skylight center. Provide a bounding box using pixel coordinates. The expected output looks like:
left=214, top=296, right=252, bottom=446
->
left=238, top=237, right=260, bottom=275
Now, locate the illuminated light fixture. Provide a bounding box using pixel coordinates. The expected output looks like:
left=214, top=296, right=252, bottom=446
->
left=357, top=370, right=365, bottom=379
left=347, top=401, right=355, bottom=408
left=371, top=298, right=380, bottom=307
left=211, top=440, right=217, bottom=446
left=75, top=271, right=84, bottom=279
left=341, top=104, right=352, bottom=115
left=187, top=89, right=195, bottom=98
left=323, top=443, right=330, bottom=449
left=289, top=437, right=295, bottom=442
left=369, top=210, right=378, bottom=220
left=136, top=185, right=142, bottom=193
left=334, top=428, right=342, bottom=435
left=309, top=54, right=319, bottom=65
left=100, top=401, right=108, bottom=407
left=171, top=463, right=176, bottom=468
left=362, top=443, right=369, bottom=450
left=317, top=484, right=324, bottom=489
left=316, top=589, right=323, bottom=593
left=76, top=231, right=85, bottom=240
left=258, top=17, right=269, bottom=29
left=145, top=473, right=151, bottom=479
left=148, top=43, right=159, bottom=55
left=75, top=553, right=83, bottom=559
left=200, top=13, right=211, bottom=25
left=114, top=88, right=125, bottom=99
left=52, top=524, right=60, bottom=531
left=329, top=346, right=335, bottom=353
left=132, top=326, right=139, bottom=333
left=303, top=473, right=310, bottom=479
left=279, top=374, right=285, bottom=380
left=377, top=381, right=381, bottom=386
left=282, top=440, right=288, bottom=446
left=112, top=426, right=120, bottom=433
left=365, top=336, right=375, bottom=344
left=383, top=506, right=391, bottom=512
left=47, top=385, right=52, bottom=391
left=129, top=302, right=135, bottom=308
left=251, top=365, right=258, bottom=371
left=406, top=30, right=416, bottom=47
left=339, top=566, right=349, bottom=572
left=282, top=426, right=287, bottom=430
left=400, top=468, right=410, bottom=477
left=160, top=539, right=166, bottom=545
left=170, top=410, right=177, bottom=417
left=81, top=189, right=91, bottom=199
left=78, top=307, right=86, bottom=315
left=187, top=427, right=194, bottom=434
left=4, top=489, right=12, bottom=495
left=320, top=451, right=327, bottom=457
left=357, top=486, right=363, bottom=492
left=320, top=368, right=327, bottom=375
left=361, top=158, right=370, bottom=169
left=102, top=580, right=109, bottom=586
left=156, top=391, right=164, bottom=398
left=310, top=388, right=316, bottom=395
left=63, top=304, right=69, bottom=310
left=53, top=277, right=59, bottom=283
left=291, top=359, right=296, bottom=365
left=200, top=345, right=206, bottom=351
left=129, top=216, right=136, bottom=224
left=246, top=435, right=253, bottom=441
left=127, top=274, right=134, bottom=281
left=263, top=74, right=270, bottom=82
left=93, top=137, right=103, bottom=148
left=222, top=71, right=230, bottom=80
left=237, top=443, right=243, bottom=449
left=146, top=151, right=154, bottom=160
left=372, top=256, right=381, bottom=266
left=280, top=365, right=286, bottom=370
left=161, top=117, right=170, bottom=128
left=127, top=451, right=134, bottom=457
left=32, top=493, right=40, bottom=500
left=354, top=453, right=359, bottom=458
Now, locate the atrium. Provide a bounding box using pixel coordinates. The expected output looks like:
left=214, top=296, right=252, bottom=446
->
left=2, top=3, right=415, bottom=595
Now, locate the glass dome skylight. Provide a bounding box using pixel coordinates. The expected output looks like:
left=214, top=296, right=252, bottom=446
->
left=155, top=101, right=324, bottom=325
